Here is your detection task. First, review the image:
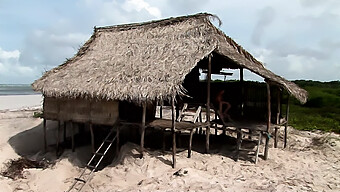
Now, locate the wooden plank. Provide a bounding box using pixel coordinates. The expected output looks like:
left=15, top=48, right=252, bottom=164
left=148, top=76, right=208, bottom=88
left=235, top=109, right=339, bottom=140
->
left=140, top=100, right=147, bottom=157
left=205, top=54, right=212, bottom=153
left=264, top=82, right=271, bottom=160
left=171, top=95, right=176, bottom=168
left=284, top=96, right=290, bottom=148
left=43, top=119, right=47, bottom=152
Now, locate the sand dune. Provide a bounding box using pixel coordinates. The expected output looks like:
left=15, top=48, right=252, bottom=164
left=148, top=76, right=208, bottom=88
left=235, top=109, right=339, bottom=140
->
left=0, top=107, right=339, bottom=191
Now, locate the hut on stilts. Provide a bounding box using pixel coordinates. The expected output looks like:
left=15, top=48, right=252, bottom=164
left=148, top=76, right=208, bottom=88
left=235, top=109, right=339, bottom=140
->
left=32, top=13, right=308, bottom=168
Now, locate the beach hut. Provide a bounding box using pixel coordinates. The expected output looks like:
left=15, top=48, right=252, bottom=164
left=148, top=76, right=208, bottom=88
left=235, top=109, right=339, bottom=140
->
left=32, top=13, right=307, bottom=168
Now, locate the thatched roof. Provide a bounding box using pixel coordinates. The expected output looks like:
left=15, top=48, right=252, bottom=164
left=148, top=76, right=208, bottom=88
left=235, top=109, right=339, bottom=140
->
left=32, top=13, right=308, bottom=104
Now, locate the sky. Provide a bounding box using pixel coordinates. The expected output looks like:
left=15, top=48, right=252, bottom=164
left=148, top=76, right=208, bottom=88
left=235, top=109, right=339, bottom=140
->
left=0, top=0, right=339, bottom=84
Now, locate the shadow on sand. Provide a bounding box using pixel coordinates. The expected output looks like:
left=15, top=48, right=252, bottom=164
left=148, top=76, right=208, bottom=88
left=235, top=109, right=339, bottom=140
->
left=8, top=121, right=261, bottom=170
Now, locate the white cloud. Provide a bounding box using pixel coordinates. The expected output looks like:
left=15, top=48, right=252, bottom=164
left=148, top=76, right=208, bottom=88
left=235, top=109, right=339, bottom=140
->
left=122, top=0, right=162, bottom=18
left=0, top=47, right=35, bottom=83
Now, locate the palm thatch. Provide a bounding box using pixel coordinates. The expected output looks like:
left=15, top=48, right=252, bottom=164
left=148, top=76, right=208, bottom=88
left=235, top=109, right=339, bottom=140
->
left=32, top=13, right=308, bottom=104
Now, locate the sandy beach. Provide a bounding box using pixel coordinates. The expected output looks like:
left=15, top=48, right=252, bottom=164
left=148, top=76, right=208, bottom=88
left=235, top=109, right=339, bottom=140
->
left=0, top=95, right=339, bottom=191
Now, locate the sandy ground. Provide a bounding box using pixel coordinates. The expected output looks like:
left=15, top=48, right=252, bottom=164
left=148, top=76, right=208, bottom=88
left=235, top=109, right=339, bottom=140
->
left=0, top=96, right=339, bottom=191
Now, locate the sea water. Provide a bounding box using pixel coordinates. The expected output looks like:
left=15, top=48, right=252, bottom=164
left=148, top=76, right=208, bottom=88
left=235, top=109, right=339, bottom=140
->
left=0, top=84, right=39, bottom=95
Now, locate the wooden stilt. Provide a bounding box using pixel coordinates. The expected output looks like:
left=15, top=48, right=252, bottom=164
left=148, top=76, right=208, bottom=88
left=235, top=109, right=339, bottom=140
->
left=236, top=128, right=242, bottom=161
left=140, top=100, right=147, bottom=157
left=43, top=119, right=47, bottom=152
left=171, top=95, right=176, bottom=168
left=284, top=96, right=290, bottom=148
left=205, top=54, right=212, bottom=153
left=63, top=121, right=66, bottom=142
left=240, top=67, right=244, bottom=116
left=188, top=129, right=194, bottom=158
left=162, top=130, right=166, bottom=154
left=264, top=82, right=271, bottom=160
left=274, top=127, right=278, bottom=148
left=116, top=125, right=120, bottom=154
left=90, top=123, right=95, bottom=153
left=160, top=105, right=163, bottom=119
left=71, top=121, right=75, bottom=152
left=274, top=88, right=281, bottom=148
left=56, top=121, right=61, bottom=156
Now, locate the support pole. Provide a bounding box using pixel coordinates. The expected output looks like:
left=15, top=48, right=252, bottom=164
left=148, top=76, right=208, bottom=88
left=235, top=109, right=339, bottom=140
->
left=140, top=100, right=147, bottom=157
left=160, top=102, right=163, bottom=119
left=71, top=121, right=75, bottom=152
left=284, top=96, right=290, bottom=148
left=264, top=82, right=271, bottom=160
left=240, top=68, right=244, bottom=116
left=116, top=125, right=120, bottom=154
left=188, top=129, right=194, bottom=158
left=43, top=119, right=47, bottom=152
left=171, top=95, right=176, bottom=168
left=56, top=121, right=61, bottom=156
left=274, top=89, right=281, bottom=148
left=63, top=121, right=67, bottom=142
left=205, top=54, right=212, bottom=153
left=90, top=123, right=95, bottom=153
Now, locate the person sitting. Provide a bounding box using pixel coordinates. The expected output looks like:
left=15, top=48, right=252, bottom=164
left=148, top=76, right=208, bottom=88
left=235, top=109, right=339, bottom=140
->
left=214, top=90, right=232, bottom=122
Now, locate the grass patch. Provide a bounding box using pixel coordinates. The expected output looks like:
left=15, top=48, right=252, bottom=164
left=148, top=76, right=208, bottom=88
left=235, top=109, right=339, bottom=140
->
left=289, top=80, right=340, bottom=133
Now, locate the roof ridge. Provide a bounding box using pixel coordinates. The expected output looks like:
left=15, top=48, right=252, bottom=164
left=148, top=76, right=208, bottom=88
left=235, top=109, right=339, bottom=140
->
left=95, top=12, right=217, bottom=32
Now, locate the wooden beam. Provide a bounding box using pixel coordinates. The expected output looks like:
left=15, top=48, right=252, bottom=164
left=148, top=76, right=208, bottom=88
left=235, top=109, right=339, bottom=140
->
left=284, top=96, right=290, bottom=148
left=205, top=54, right=212, bottom=153
left=171, top=95, right=176, bottom=168
left=264, top=82, right=271, bottom=160
left=43, top=119, right=47, bottom=153
left=90, top=123, right=95, bottom=153
left=140, top=100, right=147, bottom=157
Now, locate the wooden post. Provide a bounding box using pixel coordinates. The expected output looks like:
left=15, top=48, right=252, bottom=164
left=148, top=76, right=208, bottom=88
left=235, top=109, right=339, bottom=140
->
left=116, top=125, right=120, bottom=154
left=160, top=105, right=163, bottom=119
left=188, top=129, right=194, bottom=158
left=171, top=95, right=176, bottom=168
left=90, top=123, right=95, bottom=153
left=63, top=121, right=67, bottom=142
left=56, top=121, right=61, bottom=156
left=71, top=121, right=75, bottom=152
left=140, top=100, right=147, bottom=157
left=264, top=82, right=271, bottom=160
left=284, top=96, right=290, bottom=148
left=240, top=67, right=244, bottom=116
left=205, top=54, right=212, bottom=153
left=274, top=89, right=281, bottom=148
left=43, top=119, right=47, bottom=152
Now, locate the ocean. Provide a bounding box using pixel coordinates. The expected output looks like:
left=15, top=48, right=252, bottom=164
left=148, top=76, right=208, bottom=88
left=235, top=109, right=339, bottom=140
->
left=0, top=84, right=39, bottom=96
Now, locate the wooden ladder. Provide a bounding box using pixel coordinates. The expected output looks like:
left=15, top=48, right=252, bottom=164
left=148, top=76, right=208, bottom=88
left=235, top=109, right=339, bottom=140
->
left=177, top=103, right=201, bottom=123
left=66, top=128, right=118, bottom=192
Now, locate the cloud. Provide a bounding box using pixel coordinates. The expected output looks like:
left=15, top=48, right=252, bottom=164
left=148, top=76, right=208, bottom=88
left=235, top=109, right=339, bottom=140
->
left=122, top=0, right=162, bottom=18
left=251, top=6, right=276, bottom=46
left=0, top=47, right=35, bottom=83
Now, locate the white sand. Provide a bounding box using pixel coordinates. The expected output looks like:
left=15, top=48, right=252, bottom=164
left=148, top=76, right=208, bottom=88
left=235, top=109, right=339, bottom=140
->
left=0, top=96, right=339, bottom=191
left=0, top=95, right=42, bottom=111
